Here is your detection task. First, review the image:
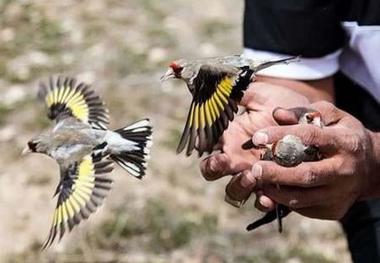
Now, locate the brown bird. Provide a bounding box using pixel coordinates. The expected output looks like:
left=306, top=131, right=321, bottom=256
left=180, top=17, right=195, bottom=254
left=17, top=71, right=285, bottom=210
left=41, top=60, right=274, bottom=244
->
left=161, top=55, right=298, bottom=156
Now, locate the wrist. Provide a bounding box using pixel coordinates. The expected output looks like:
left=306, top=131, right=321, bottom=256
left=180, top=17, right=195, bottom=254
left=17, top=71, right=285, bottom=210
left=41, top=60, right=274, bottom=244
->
left=363, top=131, right=380, bottom=199
left=256, top=76, right=335, bottom=103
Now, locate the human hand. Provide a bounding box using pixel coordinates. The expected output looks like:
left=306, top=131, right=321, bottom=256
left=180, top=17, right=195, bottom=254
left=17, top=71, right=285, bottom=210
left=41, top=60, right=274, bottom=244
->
left=199, top=81, right=310, bottom=206
left=237, top=101, right=379, bottom=220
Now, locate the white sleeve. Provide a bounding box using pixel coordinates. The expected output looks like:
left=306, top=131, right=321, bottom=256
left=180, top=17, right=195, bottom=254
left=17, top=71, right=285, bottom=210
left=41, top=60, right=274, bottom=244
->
left=243, top=48, right=342, bottom=80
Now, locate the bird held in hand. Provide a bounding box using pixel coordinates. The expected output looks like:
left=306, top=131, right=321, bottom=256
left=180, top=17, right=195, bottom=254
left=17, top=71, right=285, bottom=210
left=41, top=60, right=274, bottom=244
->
left=161, top=55, right=298, bottom=157
left=23, top=76, right=153, bottom=249
left=244, top=108, right=323, bottom=233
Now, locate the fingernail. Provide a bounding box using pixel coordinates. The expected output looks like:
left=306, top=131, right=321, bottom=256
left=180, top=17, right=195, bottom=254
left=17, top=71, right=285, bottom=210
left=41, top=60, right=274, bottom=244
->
left=240, top=172, right=255, bottom=188
left=259, top=195, right=272, bottom=208
left=209, top=159, right=217, bottom=173
left=251, top=164, right=262, bottom=179
left=252, top=132, right=268, bottom=145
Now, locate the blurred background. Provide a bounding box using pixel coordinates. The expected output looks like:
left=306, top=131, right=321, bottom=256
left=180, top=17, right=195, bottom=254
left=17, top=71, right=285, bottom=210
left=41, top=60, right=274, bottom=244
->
left=0, top=0, right=350, bottom=262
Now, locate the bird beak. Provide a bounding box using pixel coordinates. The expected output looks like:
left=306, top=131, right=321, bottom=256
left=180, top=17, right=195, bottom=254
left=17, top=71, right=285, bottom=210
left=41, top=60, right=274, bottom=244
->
left=21, top=146, right=31, bottom=156
left=160, top=68, right=175, bottom=82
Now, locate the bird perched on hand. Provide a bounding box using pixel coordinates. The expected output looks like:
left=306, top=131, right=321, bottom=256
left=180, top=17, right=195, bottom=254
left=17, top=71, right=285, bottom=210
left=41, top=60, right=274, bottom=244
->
left=161, top=55, right=298, bottom=156
left=243, top=108, right=323, bottom=233
left=23, top=76, right=153, bottom=249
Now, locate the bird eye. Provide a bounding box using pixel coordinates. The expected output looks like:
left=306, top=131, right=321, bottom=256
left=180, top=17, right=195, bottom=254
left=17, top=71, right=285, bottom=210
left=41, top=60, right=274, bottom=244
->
left=28, top=141, right=38, bottom=152
left=305, top=114, right=313, bottom=123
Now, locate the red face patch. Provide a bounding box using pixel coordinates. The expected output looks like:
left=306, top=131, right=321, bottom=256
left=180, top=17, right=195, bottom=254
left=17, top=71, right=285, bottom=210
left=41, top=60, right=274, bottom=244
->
left=169, top=62, right=183, bottom=77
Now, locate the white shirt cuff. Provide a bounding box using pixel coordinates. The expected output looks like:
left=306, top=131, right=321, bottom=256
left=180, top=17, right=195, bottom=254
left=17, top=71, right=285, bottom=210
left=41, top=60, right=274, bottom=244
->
left=243, top=48, right=342, bottom=80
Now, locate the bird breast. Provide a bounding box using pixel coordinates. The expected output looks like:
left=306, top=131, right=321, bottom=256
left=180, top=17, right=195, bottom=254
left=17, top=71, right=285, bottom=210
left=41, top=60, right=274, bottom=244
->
left=272, top=135, right=306, bottom=167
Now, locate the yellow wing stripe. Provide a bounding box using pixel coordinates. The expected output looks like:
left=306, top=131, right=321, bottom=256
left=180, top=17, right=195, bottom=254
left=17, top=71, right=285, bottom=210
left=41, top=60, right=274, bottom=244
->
left=61, top=86, right=71, bottom=104
left=79, top=156, right=94, bottom=177
left=209, top=96, right=220, bottom=119
left=65, top=200, right=75, bottom=219
left=71, top=191, right=87, bottom=208
left=188, top=103, right=195, bottom=127
left=59, top=205, right=65, bottom=225
left=64, top=87, right=76, bottom=104
left=197, top=77, right=233, bottom=130
left=199, top=104, right=206, bottom=129
left=213, top=92, right=225, bottom=112
left=52, top=207, right=58, bottom=227
left=215, top=88, right=228, bottom=104
left=218, top=78, right=233, bottom=97
left=54, top=155, right=96, bottom=226
left=45, top=86, right=90, bottom=122
left=194, top=104, right=199, bottom=129
left=68, top=197, right=80, bottom=214
left=204, top=101, right=213, bottom=127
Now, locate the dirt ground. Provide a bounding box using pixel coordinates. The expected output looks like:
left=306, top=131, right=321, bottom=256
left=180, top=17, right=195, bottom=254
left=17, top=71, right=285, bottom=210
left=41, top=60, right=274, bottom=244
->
left=0, top=1, right=351, bottom=262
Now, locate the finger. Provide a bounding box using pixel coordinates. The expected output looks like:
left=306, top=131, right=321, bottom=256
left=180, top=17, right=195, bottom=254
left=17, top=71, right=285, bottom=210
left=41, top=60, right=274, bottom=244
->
left=263, top=184, right=328, bottom=210
left=252, top=159, right=340, bottom=188
left=272, top=107, right=304, bottom=125
left=225, top=170, right=257, bottom=206
left=200, top=153, right=235, bottom=181
left=252, top=124, right=337, bottom=151
left=309, top=101, right=346, bottom=125
left=239, top=82, right=264, bottom=109
left=254, top=192, right=276, bottom=212
left=293, top=205, right=345, bottom=220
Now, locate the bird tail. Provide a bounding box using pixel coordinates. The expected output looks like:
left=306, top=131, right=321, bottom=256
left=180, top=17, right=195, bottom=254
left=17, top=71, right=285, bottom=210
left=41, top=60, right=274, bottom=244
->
left=253, top=56, right=300, bottom=73
left=111, top=119, right=153, bottom=179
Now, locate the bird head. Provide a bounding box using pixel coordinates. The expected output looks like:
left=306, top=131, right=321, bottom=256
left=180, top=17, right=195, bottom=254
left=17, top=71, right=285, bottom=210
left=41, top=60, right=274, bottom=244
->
left=299, top=111, right=323, bottom=128
left=160, top=60, right=198, bottom=84
left=23, top=135, right=50, bottom=155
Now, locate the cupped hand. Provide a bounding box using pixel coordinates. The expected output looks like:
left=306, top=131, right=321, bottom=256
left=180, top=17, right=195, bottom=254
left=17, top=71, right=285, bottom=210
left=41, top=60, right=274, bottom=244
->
left=243, top=101, right=378, bottom=220
left=199, top=81, right=310, bottom=206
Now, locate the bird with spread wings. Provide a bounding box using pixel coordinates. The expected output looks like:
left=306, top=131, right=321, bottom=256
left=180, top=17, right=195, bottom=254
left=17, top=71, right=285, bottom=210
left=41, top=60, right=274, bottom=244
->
left=161, top=55, right=297, bottom=157
left=23, top=76, right=153, bottom=249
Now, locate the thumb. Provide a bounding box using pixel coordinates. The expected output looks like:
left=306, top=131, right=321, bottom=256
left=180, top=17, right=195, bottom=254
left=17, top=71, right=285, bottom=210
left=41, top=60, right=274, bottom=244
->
left=273, top=106, right=318, bottom=125
left=272, top=107, right=299, bottom=125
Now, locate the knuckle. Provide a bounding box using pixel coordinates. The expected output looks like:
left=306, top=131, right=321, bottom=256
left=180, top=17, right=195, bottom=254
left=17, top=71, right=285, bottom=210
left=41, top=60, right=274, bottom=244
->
left=256, top=162, right=274, bottom=182
left=266, top=168, right=279, bottom=184
left=340, top=162, right=355, bottom=177
left=300, top=127, right=320, bottom=145
left=348, top=134, right=362, bottom=153
left=341, top=132, right=364, bottom=154
left=288, top=199, right=301, bottom=209
left=333, top=156, right=345, bottom=172
left=302, top=169, right=318, bottom=186
left=318, top=101, right=336, bottom=113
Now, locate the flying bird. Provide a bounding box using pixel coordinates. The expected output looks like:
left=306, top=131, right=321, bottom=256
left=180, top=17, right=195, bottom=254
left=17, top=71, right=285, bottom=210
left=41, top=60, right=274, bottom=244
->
left=243, top=108, right=323, bottom=233
left=23, top=76, right=153, bottom=248
left=161, top=55, right=298, bottom=156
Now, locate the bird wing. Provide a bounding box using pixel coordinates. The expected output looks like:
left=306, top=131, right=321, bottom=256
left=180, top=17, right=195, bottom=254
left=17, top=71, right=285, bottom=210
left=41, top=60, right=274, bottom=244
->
left=42, top=152, right=113, bottom=249
left=38, top=76, right=110, bottom=130
left=177, top=64, right=254, bottom=156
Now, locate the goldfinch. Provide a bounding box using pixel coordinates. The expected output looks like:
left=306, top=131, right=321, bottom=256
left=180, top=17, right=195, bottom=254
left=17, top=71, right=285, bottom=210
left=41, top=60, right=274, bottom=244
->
left=23, top=76, right=153, bottom=248
left=161, top=55, right=298, bottom=156
left=244, top=108, right=322, bottom=233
